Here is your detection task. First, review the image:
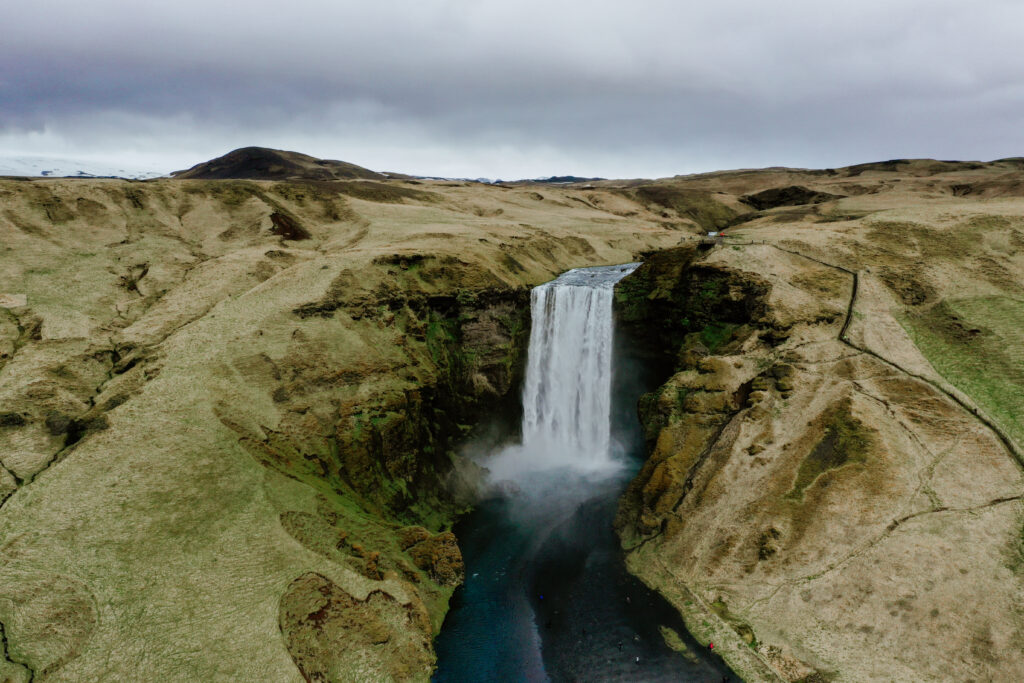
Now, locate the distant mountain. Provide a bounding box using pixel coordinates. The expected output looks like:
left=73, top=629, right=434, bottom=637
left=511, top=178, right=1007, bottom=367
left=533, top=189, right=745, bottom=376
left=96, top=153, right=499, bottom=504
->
left=172, top=147, right=385, bottom=181
left=530, top=175, right=606, bottom=184
left=403, top=175, right=607, bottom=185
left=492, top=175, right=607, bottom=185
left=0, top=156, right=164, bottom=179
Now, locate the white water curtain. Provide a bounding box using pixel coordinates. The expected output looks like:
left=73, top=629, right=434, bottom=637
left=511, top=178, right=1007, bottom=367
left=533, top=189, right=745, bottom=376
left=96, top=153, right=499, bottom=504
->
left=519, top=264, right=639, bottom=468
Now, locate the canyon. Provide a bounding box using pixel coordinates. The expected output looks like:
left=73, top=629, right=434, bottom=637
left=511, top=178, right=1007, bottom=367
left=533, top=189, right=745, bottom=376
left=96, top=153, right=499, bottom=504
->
left=1, top=151, right=1023, bottom=681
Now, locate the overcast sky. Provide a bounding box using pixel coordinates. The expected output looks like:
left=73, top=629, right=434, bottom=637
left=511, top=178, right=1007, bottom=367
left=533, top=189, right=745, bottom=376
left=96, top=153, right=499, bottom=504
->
left=2, top=0, right=1022, bottom=178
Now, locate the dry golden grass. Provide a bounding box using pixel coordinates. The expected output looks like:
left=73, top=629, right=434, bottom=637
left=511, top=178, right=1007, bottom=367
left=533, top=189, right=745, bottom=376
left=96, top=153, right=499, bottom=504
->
left=2, top=157, right=1024, bottom=681
left=616, top=161, right=1024, bottom=682
left=0, top=175, right=684, bottom=681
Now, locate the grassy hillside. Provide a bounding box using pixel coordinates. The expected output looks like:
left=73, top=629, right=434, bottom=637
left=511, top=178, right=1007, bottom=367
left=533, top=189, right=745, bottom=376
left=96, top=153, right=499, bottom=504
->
left=0, top=175, right=687, bottom=681
left=613, top=162, right=1024, bottom=682
left=2, top=157, right=1024, bottom=682
left=900, top=295, right=1024, bottom=446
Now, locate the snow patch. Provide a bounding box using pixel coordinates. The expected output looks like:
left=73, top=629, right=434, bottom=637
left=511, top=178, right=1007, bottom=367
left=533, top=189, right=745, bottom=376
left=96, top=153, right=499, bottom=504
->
left=0, top=156, right=165, bottom=180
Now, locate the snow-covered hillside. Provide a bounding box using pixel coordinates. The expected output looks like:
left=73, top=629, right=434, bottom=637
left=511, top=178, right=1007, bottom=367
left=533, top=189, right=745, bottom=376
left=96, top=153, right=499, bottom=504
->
left=0, top=156, right=165, bottom=180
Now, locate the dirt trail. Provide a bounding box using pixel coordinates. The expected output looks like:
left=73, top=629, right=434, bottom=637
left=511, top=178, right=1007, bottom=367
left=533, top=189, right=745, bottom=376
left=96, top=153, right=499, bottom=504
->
left=624, top=227, right=1024, bottom=681
left=753, top=238, right=1024, bottom=469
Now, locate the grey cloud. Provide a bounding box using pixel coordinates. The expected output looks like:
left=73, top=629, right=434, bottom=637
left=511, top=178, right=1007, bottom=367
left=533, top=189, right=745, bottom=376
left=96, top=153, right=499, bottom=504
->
left=2, top=0, right=1022, bottom=177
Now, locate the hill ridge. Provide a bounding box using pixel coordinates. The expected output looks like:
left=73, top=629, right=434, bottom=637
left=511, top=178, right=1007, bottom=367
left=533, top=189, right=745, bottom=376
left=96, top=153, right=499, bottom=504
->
left=172, top=146, right=384, bottom=181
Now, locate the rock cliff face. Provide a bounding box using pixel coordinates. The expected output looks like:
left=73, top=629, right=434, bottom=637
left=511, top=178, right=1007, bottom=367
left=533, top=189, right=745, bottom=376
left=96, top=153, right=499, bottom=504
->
left=614, top=246, right=774, bottom=539
left=221, top=276, right=532, bottom=527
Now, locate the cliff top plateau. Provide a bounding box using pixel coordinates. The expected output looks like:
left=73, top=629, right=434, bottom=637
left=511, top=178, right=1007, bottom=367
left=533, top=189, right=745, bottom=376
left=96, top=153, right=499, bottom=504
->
left=1, top=152, right=1022, bottom=682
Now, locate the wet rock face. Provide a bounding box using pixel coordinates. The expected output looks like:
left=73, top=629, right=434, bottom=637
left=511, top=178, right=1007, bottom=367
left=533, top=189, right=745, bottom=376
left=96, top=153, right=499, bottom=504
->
left=333, top=291, right=530, bottom=519
left=614, top=246, right=771, bottom=365
left=223, top=283, right=531, bottom=525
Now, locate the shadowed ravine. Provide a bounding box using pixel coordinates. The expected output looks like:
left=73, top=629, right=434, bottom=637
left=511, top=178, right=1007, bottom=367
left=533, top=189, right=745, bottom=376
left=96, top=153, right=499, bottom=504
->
left=433, top=265, right=732, bottom=682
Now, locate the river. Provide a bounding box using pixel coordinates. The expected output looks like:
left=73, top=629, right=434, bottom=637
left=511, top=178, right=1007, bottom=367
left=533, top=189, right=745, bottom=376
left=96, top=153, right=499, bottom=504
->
left=433, top=264, right=733, bottom=682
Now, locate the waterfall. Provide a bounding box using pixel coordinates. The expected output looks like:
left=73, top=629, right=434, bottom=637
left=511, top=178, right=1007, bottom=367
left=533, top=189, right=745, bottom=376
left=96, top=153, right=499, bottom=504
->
left=491, top=263, right=639, bottom=478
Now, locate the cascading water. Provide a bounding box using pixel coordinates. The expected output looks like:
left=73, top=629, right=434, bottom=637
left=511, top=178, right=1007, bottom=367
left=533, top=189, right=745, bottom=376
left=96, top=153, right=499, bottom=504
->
left=520, top=264, right=639, bottom=465
left=488, top=264, right=639, bottom=480
left=434, top=264, right=730, bottom=682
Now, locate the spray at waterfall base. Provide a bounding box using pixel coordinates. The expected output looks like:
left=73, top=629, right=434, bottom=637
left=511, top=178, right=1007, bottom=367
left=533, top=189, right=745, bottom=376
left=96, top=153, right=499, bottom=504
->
left=482, top=263, right=640, bottom=487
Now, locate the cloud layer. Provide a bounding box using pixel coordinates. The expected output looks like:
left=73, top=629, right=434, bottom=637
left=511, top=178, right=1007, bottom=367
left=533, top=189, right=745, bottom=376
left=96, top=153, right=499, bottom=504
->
left=3, top=0, right=1022, bottom=177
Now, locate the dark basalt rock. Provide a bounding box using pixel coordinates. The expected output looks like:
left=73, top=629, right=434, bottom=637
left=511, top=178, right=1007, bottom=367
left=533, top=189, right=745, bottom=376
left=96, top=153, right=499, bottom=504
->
left=269, top=212, right=311, bottom=240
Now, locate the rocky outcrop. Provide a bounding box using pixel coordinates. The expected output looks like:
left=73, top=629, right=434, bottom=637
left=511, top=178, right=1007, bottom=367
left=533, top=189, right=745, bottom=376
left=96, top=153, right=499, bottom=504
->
left=741, top=186, right=845, bottom=211
left=400, top=528, right=464, bottom=586
left=279, top=572, right=434, bottom=682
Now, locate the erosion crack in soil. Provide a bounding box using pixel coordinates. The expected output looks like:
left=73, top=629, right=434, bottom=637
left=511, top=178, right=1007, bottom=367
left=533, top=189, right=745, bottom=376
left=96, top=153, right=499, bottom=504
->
left=0, top=617, right=34, bottom=682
